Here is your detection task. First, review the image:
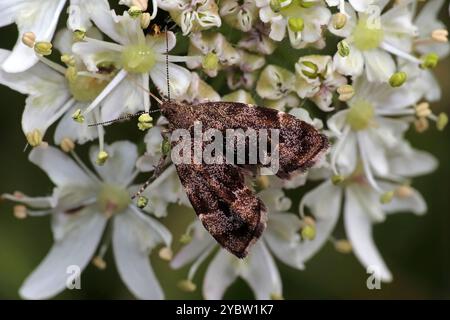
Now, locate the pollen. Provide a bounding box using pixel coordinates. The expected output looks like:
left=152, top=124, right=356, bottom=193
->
left=14, top=205, right=27, bottom=219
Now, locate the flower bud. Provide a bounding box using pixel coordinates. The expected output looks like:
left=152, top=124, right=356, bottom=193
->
left=389, top=72, right=407, bottom=88
left=202, top=52, right=219, bottom=71
left=288, top=17, right=305, bottom=32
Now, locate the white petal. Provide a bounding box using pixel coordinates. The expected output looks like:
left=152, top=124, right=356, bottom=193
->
left=2, top=0, right=66, bottom=73
left=344, top=188, right=392, bottom=282
left=149, top=62, right=191, bottom=98
left=203, top=250, right=239, bottom=300
left=90, top=141, right=138, bottom=185
left=171, top=221, right=215, bottom=269
left=29, top=145, right=93, bottom=187
left=388, top=142, right=438, bottom=177
left=264, top=213, right=304, bottom=269
left=100, top=75, right=144, bottom=121
left=239, top=242, right=282, bottom=300
left=113, top=209, right=168, bottom=299
left=359, top=131, right=389, bottom=176
left=54, top=103, right=99, bottom=145
left=380, top=183, right=427, bottom=215
left=146, top=31, right=176, bottom=53
left=333, top=46, right=364, bottom=77
left=297, top=181, right=342, bottom=262
left=20, top=207, right=106, bottom=299
left=363, top=49, right=396, bottom=82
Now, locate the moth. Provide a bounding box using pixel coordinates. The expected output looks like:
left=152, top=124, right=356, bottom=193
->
left=98, top=29, right=329, bottom=259
left=158, top=100, right=329, bottom=258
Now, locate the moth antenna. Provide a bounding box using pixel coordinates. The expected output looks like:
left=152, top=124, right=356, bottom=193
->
left=88, top=110, right=161, bottom=127
left=126, top=74, right=163, bottom=105
left=165, top=26, right=171, bottom=102
left=131, top=155, right=167, bottom=200
left=88, top=112, right=144, bottom=127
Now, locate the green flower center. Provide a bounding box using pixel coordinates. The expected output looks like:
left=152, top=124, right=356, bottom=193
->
left=97, top=184, right=131, bottom=216
left=66, top=67, right=111, bottom=102
left=352, top=19, right=384, bottom=51
left=346, top=99, right=375, bottom=131
left=121, top=44, right=156, bottom=74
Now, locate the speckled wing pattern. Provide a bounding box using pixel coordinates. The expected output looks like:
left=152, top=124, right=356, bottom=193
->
left=167, top=101, right=329, bottom=258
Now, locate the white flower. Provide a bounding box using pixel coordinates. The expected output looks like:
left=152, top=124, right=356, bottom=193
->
left=171, top=189, right=307, bottom=299
left=256, top=0, right=331, bottom=49
left=300, top=140, right=437, bottom=282
left=72, top=9, right=192, bottom=120
left=256, top=64, right=299, bottom=110
left=325, top=0, right=381, bottom=13
left=157, top=0, right=221, bottom=35
left=413, top=0, right=450, bottom=58
left=226, top=49, right=265, bottom=90
left=136, top=125, right=190, bottom=218
left=238, top=22, right=277, bottom=55
left=219, top=0, right=258, bottom=32
left=295, top=55, right=347, bottom=111
left=3, top=141, right=171, bottom=299
left=330, top=1, right=419, bottom=82
left=0, top=0, right=108, bottom=73
left=182, top=72, right=221, bottom=103
left=186, top=31, right=240, bottom=77
left=328, top=75, right=429, bottom=186
left=0, top=42, right=103, bottom=147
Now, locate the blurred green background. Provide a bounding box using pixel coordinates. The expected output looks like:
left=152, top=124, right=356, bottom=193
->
left=0, top=5, right=449, bottom=300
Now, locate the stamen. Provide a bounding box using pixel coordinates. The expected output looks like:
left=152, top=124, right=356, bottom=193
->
left=333, top=239, right=352, bottom=254
left=431, top=29, right=448, bottom=43
left=84, top=69, right=128, bottom=115
left=60, top=138, right=75, bottom=153
left=70, top=150, right=102, bottom=183
left=380, top=191, right=395, bottom=204
left=186, top=243, right=215, bottom=281
left=21, top=32, right=36, bottom=48
left=14, top=205, right=27, bottom=219
left=158, top=247, right=173, bottom=261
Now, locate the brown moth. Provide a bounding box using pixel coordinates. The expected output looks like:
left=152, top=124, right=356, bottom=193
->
left=158, top=100, right=329, bottom=258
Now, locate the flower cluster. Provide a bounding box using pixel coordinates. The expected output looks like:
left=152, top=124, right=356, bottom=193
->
left=0, top=0, right=448, bottom=299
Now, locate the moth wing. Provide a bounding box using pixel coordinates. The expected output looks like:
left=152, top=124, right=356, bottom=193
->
left=193, top=101, right=329, bottom=178
left=175, top=159, right=267, bottom=259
